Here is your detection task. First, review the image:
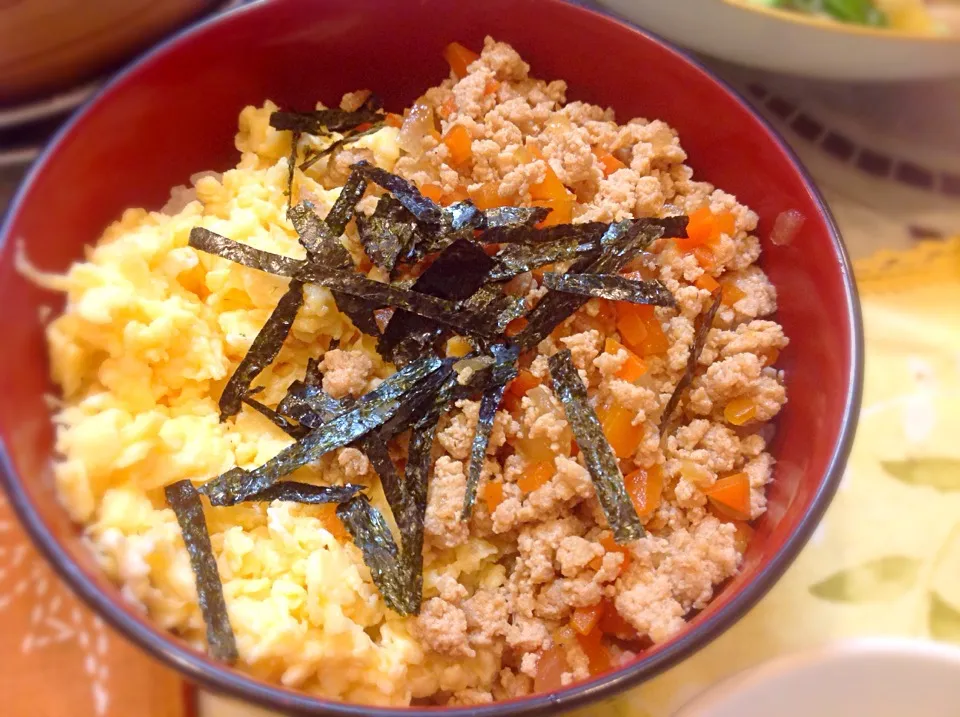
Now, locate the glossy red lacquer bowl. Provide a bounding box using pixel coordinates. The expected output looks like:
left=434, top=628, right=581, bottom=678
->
left=0, top=0, right=862, bottom=714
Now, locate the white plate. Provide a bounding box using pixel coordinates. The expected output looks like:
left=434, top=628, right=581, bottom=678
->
left=675, top=638, right=960, bottom=717
left=592, top=0, right=960, bottom=80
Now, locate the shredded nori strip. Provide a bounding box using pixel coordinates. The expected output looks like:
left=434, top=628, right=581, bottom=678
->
left=482, top=206, right=551, bottom=229
left=541, top=273, right=676, bottom=307
left=336, top=495, right=409, bottom=613
left=326, top=169, right=369, bottom=238
left=300, top=123, right=386, bottom=172
left=462, top=382, right=508, bottom=519
left=296, top=266, right=498, bottom=338
left=376, top=359, right=456, bottom=440
left=516, top=222, right=663, bottom=350
left=489, top=235, right=602, bottom=281
left=444, top=201, right=484, bottom=231
left=660, top=289, right=722, bottom=432
left=286, top=129, right=302, bottom=208
left=548, top=349, right=644, bottom=544
left=199, top=356, right=443, bottom=506
left=269, top=108, right=382, bottom=134
left=357, top=195, right=419, bottom=274
left=352, top=161, right=443, bottom=225
left=288, top=201, right=351, bottom=266
left=240, top=482, right=364, bottom=504
left=189, top=228, right=302, bottom=277
left=242, top=395, right=309, bottom=439
left=164, top=480, right=238, bottom=663
left=653, top=215, right=689, bottom=238
left=462, top=285, right=527, bottom=335
left=218, top=279, right=304, bottom=420
left=480, top=221, right=607, bottom=246
left=378, top=238, right=495, bottom=365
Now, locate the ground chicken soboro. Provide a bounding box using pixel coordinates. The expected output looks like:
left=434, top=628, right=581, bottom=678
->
left=42, top=38, right=788, bottom=706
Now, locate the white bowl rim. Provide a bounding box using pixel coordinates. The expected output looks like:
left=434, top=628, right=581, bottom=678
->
left=676, top=638, right=960, bottom=716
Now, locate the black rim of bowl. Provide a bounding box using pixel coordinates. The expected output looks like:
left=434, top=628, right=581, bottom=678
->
left=0, top=0, right=864, bottom=715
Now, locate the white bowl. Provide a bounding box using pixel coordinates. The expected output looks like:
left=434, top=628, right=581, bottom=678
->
left=593, top=0, right=960, bottom=80
left=676, top=639, right=960, bottom=717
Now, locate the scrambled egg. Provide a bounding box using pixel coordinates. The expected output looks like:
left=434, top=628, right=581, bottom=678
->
left=46, top=103, right=502, bottom=705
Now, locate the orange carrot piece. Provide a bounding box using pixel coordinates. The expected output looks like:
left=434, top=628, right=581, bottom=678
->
left=599, top=535, right=631, bottom=573
left=468, top=181, right=510, bottom=209
left=692, top=244, right=715, bottom=270
left=597, top=401, right=644, bottom=459
left=705, top=472, right=752, bottom=521
left=385, top=112, right=404, bottom=128
left=759, top=347, right=780, bottom=367
left=509, top=369, right=541, bottom=396
left=623, top=465, right=663, bottom=519
left=317, top=504, right=348, bottom=541
left=443, top=125, right=472, bottom=165
left=440, top=185, right=469, bottom=206
left=597, top=599, right=638, bottom=640
left=720, top=279, right=747, bottom=306
left=483, top=481, right=505, bottom=513
left=532, top=197, right=574, bottom=227
left=518, top=460, right=554, bottom=493
left=571, top=603, right=605, bottom=636
left=484, top=78, right=500, bottom=95
left=534, top=645, right=568, bottom=694
left=617, top=352, right=647, bottom=383
left=724, top=397, right=757, bottom=426
left=443, top=41, right=480, bottom=78
left=419, top=183, right=443, bottom=203
left=504, top=316, right=528, bottom=338
left=594, top=148, right=626, bottom=176
left=695, top=273, right=720, bottom=293
left=575, top=629, right=613, bottom=675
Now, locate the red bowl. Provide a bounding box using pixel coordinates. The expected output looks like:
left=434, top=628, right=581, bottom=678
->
left=0, top=0, right=862, bottom=714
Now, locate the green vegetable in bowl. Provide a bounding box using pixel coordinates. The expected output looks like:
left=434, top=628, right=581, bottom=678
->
left=750, top=0, right=889, bottom=26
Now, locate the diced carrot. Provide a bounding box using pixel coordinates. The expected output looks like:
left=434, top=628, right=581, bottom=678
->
left=599, top=535, right=631, bottom=573
left=443, top=125, right=472, bottom=165
left=597, top=599, right=638, bottom=640
left=593, top=148, right=626, bottom=176
left=438, top=96, right=457, bottom=120
left=575, top=628, right=612, bottom=675
left=420, top=183, right=444, bottom=202
left=509, top=369, right=541, bottom=396
left=692, top=244, right=715, bottom=270
left=571, top=603, right=605, bottom=636
left=445, top=335, right=472, bottom=358
left=597, top=401, right=644, bottom=459
left=616, top=304, right=668, bottom=356
left=518, top=460, right=554, bottom=493
left=440, top=186, right=470, bottom=205
left=623, top=465, right=663, bottom=518
left=501, top=391, right=522, bottom=414
left=618, top=352, right=647, bottom=383
left=720, top=279, right=747, bottom=306
left=483, top=480, right=505, bottom=513
left=534, top=645, right=568, bottom=694
left=484, top=78, right=500, bottom=95
left=317, top=504, right=348, bottom=541
left=759, top=347, right=780, bottom=367
left=732, top=520, right=755, bottom=554
left=530, top=163, right=569, bottom=202
left=705, top=472, right=752, bottom=521
left=373, top=307, right=395, bottom=333
left=504, top=316, right=528, bottom=338
left=443, top=41, right=480, bottom=79
left=468, top=181, right=510, bottom=209
left=695, top=273, right=720, bottom=293
left=532, top=196, right=574, bottom=227
left=570, top=439, right=579, bottom=457
left=714, top=211, right=736, bottom=237
left=724, top=396, right=757, bottom=426
left=676, top=207, right=736, bottom=252
left=385, top=112, right=404, bottom=128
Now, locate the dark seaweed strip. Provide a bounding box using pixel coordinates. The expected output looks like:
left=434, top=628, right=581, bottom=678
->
left=287, top=202, right=351, bottom=267
left=278, top=383, right=408, bottom=530
left=239, top=482, right=364, bottom=504
left=218, top=279, right=304, bottom=420
left=326, top=169, right=369, bottom=237
left=541, top=273, right=676, bottom=307
left=479, top=221, right=608, bottom=246
left=335, top=294, right=383, bottom=336
left=548, top=349, right=644, bottom=544
left=462, top=285, right=527, bottom=335
left=379, top=238, right=496, bottom=365
left=164, top=480, right=238, bottom=663
left=189, top=228, right=302, bottom=277
left=270, top=108, right=382, bottom=134
left=377, top=359, right=455, bottom=440
left=242, top=395, right=309, bottom=439
left=462, top=382, right=508, bottom=520
left=357, top=195, right=418, bottom=274
left=489, top=236, right=602, bottom=281
left=481, top=206, right=551, bottom=229
left=361, top=94, right=383, bottom=112
left=286, top=129, right=302, bottom=208
left=444, top=201, right=484, bottom=231
left=660, top=289, right=722, bottom=432
left=297, top=266, right=497, bottom=338
left=352, top=161, right=443, bottom=225
left=400, top=410, right=442, bottom=613
left=336, top=495, right=410, bottom=614
left=199, top=356, right=443, bottom=506
left=300, top=123, right=386, bottom=172
left=654, top=215, right=689, bottom=238
left=515, top=222, right=662, bottom=350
